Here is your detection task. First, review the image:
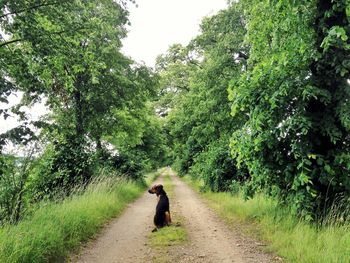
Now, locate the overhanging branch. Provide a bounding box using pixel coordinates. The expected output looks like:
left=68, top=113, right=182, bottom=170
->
left=0, top=1, right=66, bottom=19
left=0, top=27, right=86, bottom=48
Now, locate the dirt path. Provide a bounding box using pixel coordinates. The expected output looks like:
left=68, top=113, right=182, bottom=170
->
left=73, top=177, right=164, bottom=263
left=169, top=172, right=276, bottom=263
left=73, top=169, right=277, bottom=263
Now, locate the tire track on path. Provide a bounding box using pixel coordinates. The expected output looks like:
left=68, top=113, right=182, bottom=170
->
left=170, top=171, right=276, bottom=263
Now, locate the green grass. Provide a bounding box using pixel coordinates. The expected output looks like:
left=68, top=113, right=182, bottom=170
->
left=182, top=175, right=350, bottom=263
left=0, top=177, right=145, bottom=263
left=149, top=226, right=187, bottom=247
left=163, top=172, right=174, bottom=197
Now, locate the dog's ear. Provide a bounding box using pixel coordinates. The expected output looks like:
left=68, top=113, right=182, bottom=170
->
left=156, top=184, right=163, bottom=190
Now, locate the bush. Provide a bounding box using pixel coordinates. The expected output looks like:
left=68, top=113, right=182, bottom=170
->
left=29, top=139, right=93, bottom=201
left=0, top=155, right=28, bottom=223
left=111, top=150, right=146, bottom=181
left=190, top=138, right=248, bottom=192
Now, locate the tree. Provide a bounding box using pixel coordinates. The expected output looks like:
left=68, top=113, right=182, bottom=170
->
left=230, top=0, right=350, bottom=218
left=161, top=2, right=249, bottom=190
left=155, top=43, right=198, bottom=116
left=0, top=0, right=161, bottom=196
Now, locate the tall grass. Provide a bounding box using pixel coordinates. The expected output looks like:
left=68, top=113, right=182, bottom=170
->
left=182, top=176, right=350, bottom=263
left=0, top=177, right=145, bottom=263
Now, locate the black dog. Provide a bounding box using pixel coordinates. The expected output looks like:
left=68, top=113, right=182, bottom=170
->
left=148, top=184, right=171, bottom=232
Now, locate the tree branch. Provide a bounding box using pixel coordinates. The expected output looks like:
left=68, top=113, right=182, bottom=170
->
left=0, top=1, right=65, bottom=19
left=0, top=27, right=86, bottom=48
left=0, top=38, right=23, bottom=48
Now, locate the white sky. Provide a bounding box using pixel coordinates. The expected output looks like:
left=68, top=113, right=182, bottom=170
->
left=0, top=92, right=48, bottom=133
left=122, top=0, right=227, bottom=67
left=0, top=0, right=227, bottom=137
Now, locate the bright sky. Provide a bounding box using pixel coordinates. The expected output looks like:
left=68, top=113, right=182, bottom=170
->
left=122, top=0, right=227, bottom=67
left=1, top=0, right=227, bottom=138
left=0, top=92, right=47, bottom=134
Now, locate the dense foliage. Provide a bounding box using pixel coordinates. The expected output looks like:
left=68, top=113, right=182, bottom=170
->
left=161, top=3, right=249, bottom=192
left=160, top=0, right=350, bottom=218
left=0, top=0, right=164, bottom=223
left=1, top=0, right=350, bottom=224
left=230, top=0, right=350, bottom=218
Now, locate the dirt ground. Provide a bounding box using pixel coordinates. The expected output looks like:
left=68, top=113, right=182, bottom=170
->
left=72, top=169, right=279, bottom=263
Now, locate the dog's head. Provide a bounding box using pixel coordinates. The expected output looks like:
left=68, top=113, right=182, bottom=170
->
left=148, top=184, right=164, bottom=196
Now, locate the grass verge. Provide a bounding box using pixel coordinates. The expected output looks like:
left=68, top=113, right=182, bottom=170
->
left=149, top=226, right=187, bottom=247
left=0, top=177, right=145, bottom=263
left=182, top=175, right=350, bottom=263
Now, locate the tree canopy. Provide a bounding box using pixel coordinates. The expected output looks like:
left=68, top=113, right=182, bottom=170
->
left=159, top=0, right=350, bottom=219
left=1, top=0, right=350, bottom=223
left=0, top=0, right=164, bottom=222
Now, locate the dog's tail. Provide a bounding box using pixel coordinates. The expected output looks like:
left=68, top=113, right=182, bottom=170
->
left=165, top=211, right=172, bottom=225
